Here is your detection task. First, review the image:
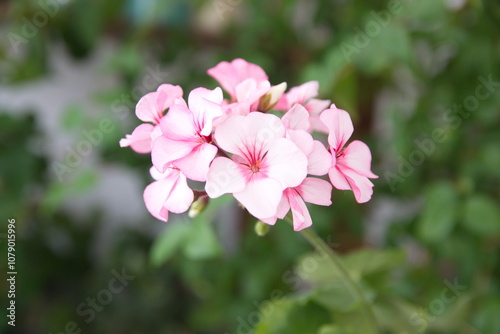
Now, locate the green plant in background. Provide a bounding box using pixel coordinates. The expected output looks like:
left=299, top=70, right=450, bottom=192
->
left=1, top=0, right=499, bottom=333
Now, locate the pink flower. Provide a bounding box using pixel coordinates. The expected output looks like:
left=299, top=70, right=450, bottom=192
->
left=151, top=87, right=223, bottom=182
left=276, top=81, right=331, bottom=133
left=120, top=84, right=183, bottom=153
left=207, top=58, right=268, bottom=101
left=143, top=166, right=194, bottom=222
left=205, top=112, right=308, bottom=219
left=261, top=105, right=332, bottom=230
left=320, top=105, right=378, bottom=203
left=282, top=104, right=331, bottom=176
left=264, top=177, right=332, bottom=231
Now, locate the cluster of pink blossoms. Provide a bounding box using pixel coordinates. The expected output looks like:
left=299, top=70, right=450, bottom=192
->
left=120, top=59, right=377, bottom=231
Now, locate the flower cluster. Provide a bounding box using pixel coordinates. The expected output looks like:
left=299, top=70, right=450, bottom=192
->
left=120, top=59, right=377, bottom=231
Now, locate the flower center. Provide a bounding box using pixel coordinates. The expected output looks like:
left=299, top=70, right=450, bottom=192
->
left=335, top=148, right=345, bottom=159
left=250, top=160, right=261, bottom=173
left=199, top=133, right=212, bottom=143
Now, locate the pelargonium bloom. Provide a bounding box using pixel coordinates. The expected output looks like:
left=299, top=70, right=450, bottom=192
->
left=208, top=58, right=287, bottom=119
left=143, top=166, right=194, bottom=222
left=276, top=81, right=331, bottom=133
left=262, top=104, right=333, bottom=230
left=205, top=112, right=308, bottom=219
left=207, top=58, right=268, bottom=101
left=120, top=84, right=183, bottom=153
left=265, top=177, right=333, bottom=231
left=320, top=105, right=378, bottom=203
left=152, top=87, right=223, bottom=182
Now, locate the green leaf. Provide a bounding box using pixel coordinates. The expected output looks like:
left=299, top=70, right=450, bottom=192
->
left=463, top=195, right=500, bottom=237
left=471, top=298, right=500, bottom=334
left=149, top=196, right=232, bottom=265
left=183, top=217, right=221, bottom=260
left=254, top=299, right=331, bottom=334
left=343, top=249, right=406, bottom=279
left=149, top=221, right=190, bottom=267
left=296, top=249, right=404, bottom=285
left=310, top=281, right=359, bottom=312
left=417, top=182, right=458, bottom=243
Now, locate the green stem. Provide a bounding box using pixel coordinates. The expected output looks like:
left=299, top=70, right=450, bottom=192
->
left=288, top=218, right=378, bottom=333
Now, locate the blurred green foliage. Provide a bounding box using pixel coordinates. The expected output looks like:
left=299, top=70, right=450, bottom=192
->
left=0, top=0, right=499, bottom=333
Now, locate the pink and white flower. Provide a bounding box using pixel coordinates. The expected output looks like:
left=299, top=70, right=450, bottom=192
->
left=120, top=84, right=183, bottom=153
left=207, top=58, right=269, bottom=101
left=266, top=177, right=333, bottom=231
left=262, top=104, right=333, bottom=230
left=152, top=87, right=223, bottom=182
left=121, top=59, right=378, bottom=229
left=276, top=81, right=331, bottom=133
left=205, top=112, right=308, bottom=219
left=320, top=105, right=378, bottom=203
left=143, top=166, right=194, bottom=222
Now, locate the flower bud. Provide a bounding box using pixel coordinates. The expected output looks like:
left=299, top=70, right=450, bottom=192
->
left=257, top=82, right=287, bottom=112
left=254, top=220, right=270, bottom=237
left=188, top=195, right=209, bottom=218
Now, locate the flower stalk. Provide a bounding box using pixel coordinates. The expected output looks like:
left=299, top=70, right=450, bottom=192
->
left=287, top=217, right=379, bottom=334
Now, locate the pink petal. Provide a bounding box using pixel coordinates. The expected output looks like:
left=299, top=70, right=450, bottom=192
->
left=287, top=189, right=312, bottom=231
left=143, top=177, right=176, bottom=222
left=264, top=138, right=308, bottom=188
left=160, top=104, right=198, bottom=141
left=286, top=81, right=319, bottom=105
left=341, top=168, right=375, bottom=203
left=207, top=58, right=268, bottom=99
left=151, top=124, right=163, bottom=142
left=328, top=166, right=351, bottom=190
left=306, top=98, right=331, bottom=116
left=339, top=140, right=378, bottom=178
left=296, top=177, right=332, bottom=206
left=120, top=123, right=154, bottom=154
left=235, top=78, right=271, bottom=105
left=173, top=143, right=218, bottom=182
left=234, top=177, right=283, bottom=219
left=205, top=157, right=247, bottom=198
left=306, top=99, right=331, bottom=133
left=275, top=192, right=291, bottom=219
left=282, top=104, right=310, bottom=130
left=173, top=97, right=188, bottom=108
left=135, top=84, right=183, bottom=124
left=214, top=113, right=285, bottom=156
left=260, top=217, right=278, bottom=225
left=187, top=87, right=224, bottom=136
left=320, top=105, right=353, bottom=152
left=151, top=136, right=195, bottom=173
left=149, top=166, right=168, bottom=181
left=307, top=140, right=331, bottom=176
left=274, top=94, right=289, bottom=111
left=285, top=129, right=314, bottom=156
left=163, top=172, right=194, bottom=213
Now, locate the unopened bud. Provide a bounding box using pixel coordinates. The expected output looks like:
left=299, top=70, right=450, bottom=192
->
left=254, top=220, right=270, bottom=237
left=188, top=195, right=209, bottom=218
left=258, top=82, right=287, bottom=112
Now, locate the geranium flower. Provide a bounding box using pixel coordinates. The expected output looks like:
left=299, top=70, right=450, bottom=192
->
left=207, top=58, right=269, bottom=100
left=276, top=81, right=331, bottom=133
left=320, top=105, right=378, bottom=203
left=151, top=87, right=223, bottom=182
left=120, top=84, right=183, bottom=153
left=143, top=166, right=194, bottom=222
left=262, top=104, right=332, bottom=230
left=205, top=112, right=308, bottom=219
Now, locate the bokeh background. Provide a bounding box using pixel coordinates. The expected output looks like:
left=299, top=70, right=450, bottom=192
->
left=1, top=0, right=499, bottom=333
